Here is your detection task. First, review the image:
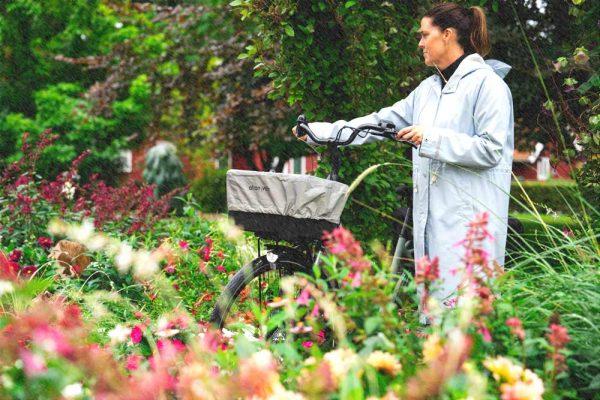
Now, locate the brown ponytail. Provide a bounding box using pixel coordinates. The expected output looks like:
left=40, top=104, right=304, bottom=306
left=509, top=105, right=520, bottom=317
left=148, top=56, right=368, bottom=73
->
left=425, top=3, right=491, bottom=57
left=469, top=6, right=490, bottom=57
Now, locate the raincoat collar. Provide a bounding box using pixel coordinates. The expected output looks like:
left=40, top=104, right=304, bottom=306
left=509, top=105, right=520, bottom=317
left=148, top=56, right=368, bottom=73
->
left=440, top=53, right=511, bottom=94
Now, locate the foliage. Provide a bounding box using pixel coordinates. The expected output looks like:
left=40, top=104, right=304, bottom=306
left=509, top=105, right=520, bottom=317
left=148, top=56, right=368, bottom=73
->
left=2, top=204, right=598, bottom=398
left=0, top=0, right=116, bottom=115
left=189, top=167, right=228, bottom=214
left=313, top=143, right=412, bottom=245
left=0, top=131, right=174, bottom=249
left=509, top=180, right=579, bottom=215
left=0, top=75, right=152, bottom=183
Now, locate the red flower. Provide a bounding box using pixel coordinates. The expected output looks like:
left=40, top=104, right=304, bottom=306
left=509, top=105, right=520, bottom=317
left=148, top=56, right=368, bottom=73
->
left=131, top=325, right=143, bottom=344
left=302, top=341, right=313, bottom=349
left=8, top=249, right=22, bottom=263
left=37, top=237, right=53, bottom=249
left=0, top=252, right=19, bottom=280
left=548, top=324, right=570, bottom=349
left=178, top=240, right=189, bottom=251
left=200, top=246, right=211, bottom=262
left=216, top=265, right=226, bottom=273
left=20, top=265, right=37, bottom=277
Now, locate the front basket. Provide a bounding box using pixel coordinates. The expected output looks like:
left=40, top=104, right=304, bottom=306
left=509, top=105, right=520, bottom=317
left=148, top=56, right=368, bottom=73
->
left=226, top=169, right=349, bottom=241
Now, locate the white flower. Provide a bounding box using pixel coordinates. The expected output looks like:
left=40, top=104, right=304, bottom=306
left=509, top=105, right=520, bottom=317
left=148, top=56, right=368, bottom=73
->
left=69, top=219, right=94, bottom=243
left=86, top=235, right=108, bottom=252
left=323, top=348, right=360, bottom=384
left=132, top=252, right=159, bottom=280
left=114, top=21, right=123, bottom=29
left=115, top=243, right=134, bottom=273
left=61, top=382, right=83, bottom=398
left=108, top=324, right=131, bottom=345
left=0, top=280, right=14, bottom=296
left=61, top=181, right=76, bottom=200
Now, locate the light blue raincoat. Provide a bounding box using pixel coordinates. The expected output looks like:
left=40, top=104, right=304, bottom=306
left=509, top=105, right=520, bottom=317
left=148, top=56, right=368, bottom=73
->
left=307, top=53, right=513, bottom=308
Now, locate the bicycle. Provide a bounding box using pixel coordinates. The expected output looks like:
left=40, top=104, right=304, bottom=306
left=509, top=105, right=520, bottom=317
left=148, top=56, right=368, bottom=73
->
left=209, top=115, right=417, bottom=332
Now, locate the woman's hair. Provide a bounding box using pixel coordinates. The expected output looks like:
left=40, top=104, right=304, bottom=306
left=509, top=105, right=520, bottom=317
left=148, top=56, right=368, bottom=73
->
left=425, top=3, right=490, bottom=57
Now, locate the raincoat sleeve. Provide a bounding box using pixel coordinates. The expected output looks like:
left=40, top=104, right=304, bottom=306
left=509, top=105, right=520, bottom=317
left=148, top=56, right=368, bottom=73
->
left=418, top=76, right=512, bottom=168
left=305, top=88, right=417, bottom=146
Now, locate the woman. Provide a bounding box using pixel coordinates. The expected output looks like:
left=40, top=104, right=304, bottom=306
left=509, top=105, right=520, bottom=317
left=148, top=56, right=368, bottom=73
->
left=294, top=3, right=514, bottom=318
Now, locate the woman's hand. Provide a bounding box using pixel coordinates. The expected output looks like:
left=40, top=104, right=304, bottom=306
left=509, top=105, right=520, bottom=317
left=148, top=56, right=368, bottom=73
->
left=292, top=126, right=308, bottom=142
left=396, top=125, right=424, bottom=146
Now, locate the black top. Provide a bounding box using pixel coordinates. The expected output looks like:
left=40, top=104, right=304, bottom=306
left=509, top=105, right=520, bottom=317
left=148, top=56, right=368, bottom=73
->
left=438, top=53, right=470, bottom=88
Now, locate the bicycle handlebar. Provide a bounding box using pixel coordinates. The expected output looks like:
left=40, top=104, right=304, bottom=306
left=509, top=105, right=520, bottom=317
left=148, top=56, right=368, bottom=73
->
left=296, top=114, right=417, bottom=149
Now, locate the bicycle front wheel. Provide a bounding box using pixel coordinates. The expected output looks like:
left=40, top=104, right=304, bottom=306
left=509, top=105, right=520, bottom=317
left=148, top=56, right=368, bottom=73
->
left=209, top=246, right=313, bottom=330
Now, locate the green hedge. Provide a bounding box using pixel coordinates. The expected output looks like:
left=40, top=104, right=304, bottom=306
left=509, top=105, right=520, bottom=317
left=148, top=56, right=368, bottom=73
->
left=510, top=212, right=578, bottom=235
left=509, top=179, right=580, bottom=215
left=190, top=167, right=227, bottom=214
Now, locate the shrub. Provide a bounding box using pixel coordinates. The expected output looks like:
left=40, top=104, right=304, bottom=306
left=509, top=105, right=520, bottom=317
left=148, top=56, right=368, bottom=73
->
left=509, top=180, right=580, bottom=215
left=189, top=167, right=228, bottom=214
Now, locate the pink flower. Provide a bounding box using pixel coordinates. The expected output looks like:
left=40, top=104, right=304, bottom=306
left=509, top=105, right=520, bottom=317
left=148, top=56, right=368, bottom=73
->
left=478, top=323, right=492, bottom=343
left=37, top=237, right=53, bottom=249
left=317, top=330, right=326, bottom=344
left=171, top=339, right=186, bottom=352
left=302, top=341, right=313, bottom=349
left=506, top=317, right=525, bottom=341
left=216, top=265, right=226, bottom=273
left=310, top=304, right=320, bottom=317
left=131, top=325, right=143, bottom=344
left=296, top=288, right=311, bottom=305
left=348, top=271, right=362, bottom=288
left=126, top=354, right=142, bottom=371
left=164, top=264, right=176, bottom=274
left=178, top=240, right=189, bottom=251
left=32, top=326, right=73, bottom=358
left=415, top=256, right=439, bottom=284
left=20, top=349, right=47, bottom=376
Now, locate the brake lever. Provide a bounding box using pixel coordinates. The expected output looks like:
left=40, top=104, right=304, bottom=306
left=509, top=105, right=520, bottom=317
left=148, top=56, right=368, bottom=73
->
left=384, top=130, right=418, bottom=149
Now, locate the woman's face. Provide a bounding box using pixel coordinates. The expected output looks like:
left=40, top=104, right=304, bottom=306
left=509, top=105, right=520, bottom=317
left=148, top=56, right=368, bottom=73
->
left=418, top=17, right=447, bottom=67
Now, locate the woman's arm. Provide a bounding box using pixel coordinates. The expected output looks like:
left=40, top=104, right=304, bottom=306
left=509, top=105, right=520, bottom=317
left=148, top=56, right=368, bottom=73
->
left=418, top=76, right=513, bottom=168
left=305, top=88, right=417, bottom=146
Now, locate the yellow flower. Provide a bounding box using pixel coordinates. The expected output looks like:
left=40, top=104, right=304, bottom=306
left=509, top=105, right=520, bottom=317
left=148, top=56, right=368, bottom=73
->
left=483, top=357, right=523, bottom=384
left=422, top=333, right=443, bottom=363
left=499, top=369, right=544, bottom=400
left=366, top=351, right=402, bottom=376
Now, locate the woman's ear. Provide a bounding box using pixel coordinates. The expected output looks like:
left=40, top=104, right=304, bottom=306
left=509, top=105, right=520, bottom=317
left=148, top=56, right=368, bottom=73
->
left=443, top=28, right=456, bottom=43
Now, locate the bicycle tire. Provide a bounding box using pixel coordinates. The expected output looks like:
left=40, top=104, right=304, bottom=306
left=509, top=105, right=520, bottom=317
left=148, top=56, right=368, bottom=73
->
left=209, top=246, right=313, bottom=329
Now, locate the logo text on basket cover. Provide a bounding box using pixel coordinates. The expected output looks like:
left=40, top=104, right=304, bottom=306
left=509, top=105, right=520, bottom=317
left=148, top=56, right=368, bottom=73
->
left=248, top=185, right=270, bottom=192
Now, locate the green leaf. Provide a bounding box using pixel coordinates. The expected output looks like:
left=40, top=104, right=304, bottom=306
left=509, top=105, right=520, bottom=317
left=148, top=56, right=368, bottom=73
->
left=365, top=316, right=382, bottom=334
left=284, top=25, right=295, bottom=37
left=345, top=0, right=357, bottom=8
